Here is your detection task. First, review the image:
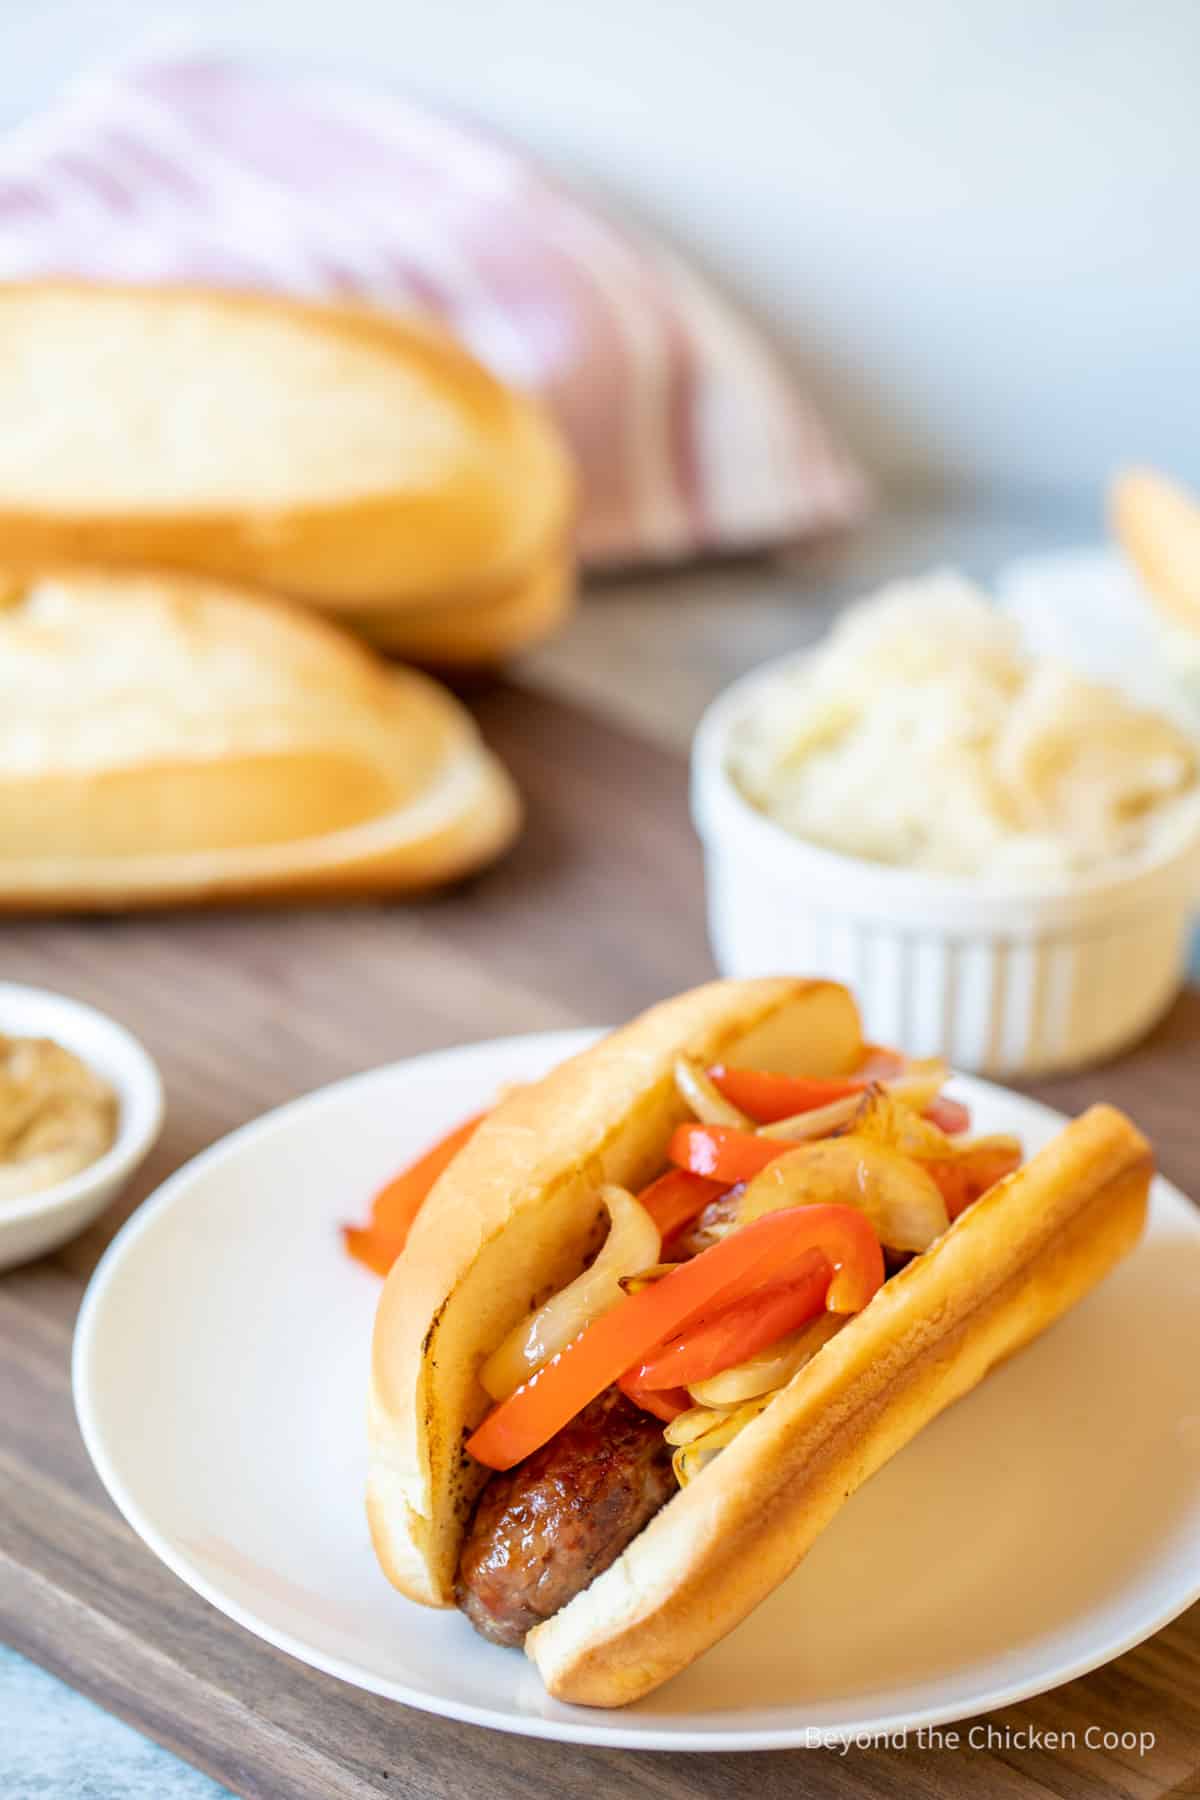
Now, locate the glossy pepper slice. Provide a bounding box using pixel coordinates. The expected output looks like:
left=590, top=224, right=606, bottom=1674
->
left=668, top=1122, right=792, bottom=1185
left=618, top=1368, right=693, bottom=1421
left=707, top=1067, right=871, bottom=1123
left=342, top=1112, right=484, bottom=1276
left=629, top=1248, right=833, bottom=1390
left=708, top=1064, right=971, bottom=1135
left=636, top=1167, right=727, bottom=1248
left=465, top=1203, right=884, bottom=1470
left=925, top=1140, right=1022, bottom=1220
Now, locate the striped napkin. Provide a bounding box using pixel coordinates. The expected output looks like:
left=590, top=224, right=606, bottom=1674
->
left=0, top=50, right=867, bottom=569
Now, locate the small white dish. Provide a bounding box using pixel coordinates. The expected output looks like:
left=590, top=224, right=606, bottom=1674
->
left=73, top=1030, right=1200, bottom=1750
left=691, top=649, right=1200, bottom=1074
left=0, top=982, right=164, bottom=1269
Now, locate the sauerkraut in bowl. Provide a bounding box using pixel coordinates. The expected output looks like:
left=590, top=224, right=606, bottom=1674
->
left=726, top=574, right=1199, bottom=882
left=697, top=571, right=1200, bottom=1071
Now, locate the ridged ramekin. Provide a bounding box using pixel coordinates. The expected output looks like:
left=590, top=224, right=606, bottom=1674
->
left=691, top=656, right=1200, bottom=1075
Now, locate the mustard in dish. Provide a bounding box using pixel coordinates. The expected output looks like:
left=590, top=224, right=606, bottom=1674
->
left=0, top=1034, right=118, bottom=1201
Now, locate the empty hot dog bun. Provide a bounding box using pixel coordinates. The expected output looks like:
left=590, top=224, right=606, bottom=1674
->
left=0, top=282, right=574, bottom=614
left=0, top=566, right=520, bottom=910
left=367, top=978, right=1152, bottom=1707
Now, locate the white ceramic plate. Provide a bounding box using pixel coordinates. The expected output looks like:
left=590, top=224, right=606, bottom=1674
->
left=73, top=1031, right=1200, bottom=1751
left=0, top=982, right=164, bottom=1270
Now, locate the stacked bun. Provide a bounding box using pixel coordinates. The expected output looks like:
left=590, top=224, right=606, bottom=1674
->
left=0, top=283, right=577, bottom=906
left=0, top=567, right=520, bottom=909
left=0, top=283, right=575, bottom=663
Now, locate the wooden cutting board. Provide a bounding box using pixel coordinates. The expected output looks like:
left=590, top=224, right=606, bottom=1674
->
left=3, top=680, right=1199, bottom=1800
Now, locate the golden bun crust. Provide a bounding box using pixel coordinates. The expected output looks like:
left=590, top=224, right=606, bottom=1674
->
left=348, top=548, right=575, bottom=665
left=528, top=1102, right=1150, bottom=1704
left=1111, top=466, right=1200, bottom=634
left=0, top=565, right=520, bottom=910
left=0, top=282, right=574, bottom=610
left=367, top=978, right=864, bottom=1605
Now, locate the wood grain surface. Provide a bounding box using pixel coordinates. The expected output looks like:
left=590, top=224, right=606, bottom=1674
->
left=2, top=678, right=1199, bottom=1800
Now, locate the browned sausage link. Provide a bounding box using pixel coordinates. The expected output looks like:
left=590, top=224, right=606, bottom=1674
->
left=456, top=1387, right=676, bottom=1647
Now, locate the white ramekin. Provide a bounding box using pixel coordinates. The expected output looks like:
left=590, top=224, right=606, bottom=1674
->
left=0, top=982, right=164, bottom=1269
left=691, top=656, right=1200, bottom=1075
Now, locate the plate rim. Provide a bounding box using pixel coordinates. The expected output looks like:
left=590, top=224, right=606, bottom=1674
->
left=73, top=1030, right=1200, bottom=1752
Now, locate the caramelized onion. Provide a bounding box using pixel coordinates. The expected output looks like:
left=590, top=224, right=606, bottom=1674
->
left=673, top=1057, right=752, bottom=1128
left=479, top=1185, right=661, bottom=1401
left=664, top=1403, right=737, bottom=1447
left=687, top=1312, right=846, bottom=1408
left=737, top=1136, right=949, bottom=1251
left=618, top=1262, right=680, bottom=1295
left=757, top=1092, right=864, bottom=1141
left=757, top=1061, right=951, bottom=1143
left=671, top=1395, right=773, bottom=1486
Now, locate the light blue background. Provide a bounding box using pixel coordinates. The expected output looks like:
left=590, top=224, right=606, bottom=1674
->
left=4, top=1, right=1200, bottom=500
left=0, top=1647, right=231, bottom=1800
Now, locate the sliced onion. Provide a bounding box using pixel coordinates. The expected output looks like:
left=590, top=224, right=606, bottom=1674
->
left=883, top=1060, right=950, bottom=1114
left=479, top=1185, right=661, bottom=1401
left=687, top=1312, right=846, bottom=1408
left=673, top=1057, right=751, bottom=1128
left=737, top=1135, right=949, bottom=1251
left=758, top=1061, right=951, bottom=1144
left=618, top=1262, right=680, bottom=1295
left=664, top=1403, right=738, bottom=1447
left=839, top=1090, right=1023, bottom=1198
left=757, top=1091, right=864, bottom=1141
left=673, top=1443, right=719, bottom=1486
left=846, top=1088, right=954, bottom=1159
left=672, top=1395, right=772, bottom=1486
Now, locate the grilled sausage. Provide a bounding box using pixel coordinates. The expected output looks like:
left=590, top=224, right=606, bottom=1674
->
left=456, top=1388, right=675, bottom=1647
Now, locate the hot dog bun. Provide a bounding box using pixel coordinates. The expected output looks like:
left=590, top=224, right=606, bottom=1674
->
left=367, top=978, right=864, bottom=1605
left=529, top=1099, right=1149, bottom=1703
left=366, top=981, right=1151, bottom=1706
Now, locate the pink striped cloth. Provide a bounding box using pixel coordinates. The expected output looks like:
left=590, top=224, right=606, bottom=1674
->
left=0, top=51, right=867, bottom=568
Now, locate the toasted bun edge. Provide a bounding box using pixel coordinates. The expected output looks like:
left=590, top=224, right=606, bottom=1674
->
left=528, top=1102, right=1151, bottom=1704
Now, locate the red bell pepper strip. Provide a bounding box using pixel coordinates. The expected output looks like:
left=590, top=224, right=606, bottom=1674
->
left=630, top=1249, right=833, bottom=1390
left=342, top=1112, right=484, bottom=1276
left=668, top=1122, right=791, bottom=1184
left=341, top=1225, right=400, bottom=1278
left=637, top=1167, right=726, bottom=1247
left=707, top=1066, right=868, bottom=1123
left=927, top=1142, right=1022, bottom=1220
left=709, top=1065, right=972, bottom=1138
left=618, top=1369, right=692, bottom=1421
left=465, top=1203, right=883, bottom=1470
